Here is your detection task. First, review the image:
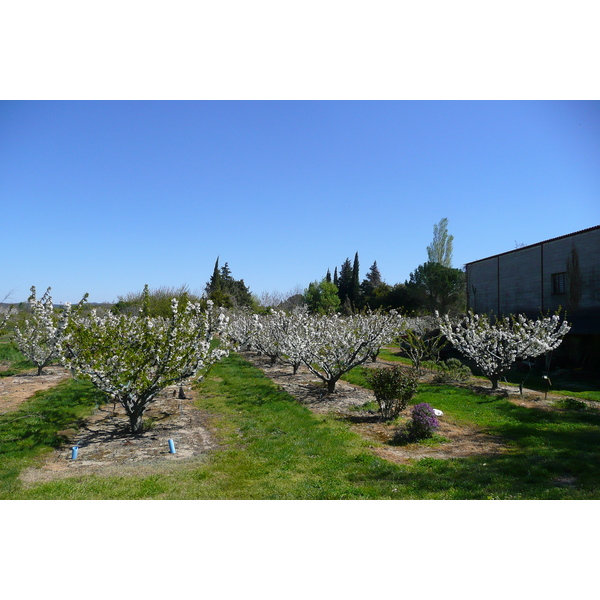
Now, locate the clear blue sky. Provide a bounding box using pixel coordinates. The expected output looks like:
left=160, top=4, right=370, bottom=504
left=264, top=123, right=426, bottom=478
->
left=2, top=100, right=599, bottom=304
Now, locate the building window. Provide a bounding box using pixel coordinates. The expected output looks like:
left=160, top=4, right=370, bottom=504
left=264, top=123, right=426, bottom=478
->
left=552, top=272, right=566, bottom=295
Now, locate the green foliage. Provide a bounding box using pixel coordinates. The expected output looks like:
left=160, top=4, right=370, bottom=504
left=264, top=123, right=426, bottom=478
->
left=398, top=324, right=446, bottom=373
left=365, top=366, right=418, bottom=420
left=405, top=261, right=465, bottom=314
left=205, top=258, right=253, bottom=309
left=427, top=217, right=454, bottom=267
left=337, top=257, right=353, bottom=307
left=555, top=398, right=587, bottom=411
left=360, top=261, right=383, bottom=299
left=433, top=358, right=472, bottom=383
left=113, top=284, right=198, bottom=317
left=303, top=279, right=341, bottom=314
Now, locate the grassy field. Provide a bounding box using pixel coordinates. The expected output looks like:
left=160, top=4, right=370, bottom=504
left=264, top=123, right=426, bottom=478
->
left=1, top=346, right=600, bottom=499
left=0, top=342, right=35, bottom=377
left=377, top=346, right=600, bottom=401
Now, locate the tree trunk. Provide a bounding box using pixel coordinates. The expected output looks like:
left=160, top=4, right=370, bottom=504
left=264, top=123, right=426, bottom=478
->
left=129, top=412, right=145, bottom=434
left=122, top=399, right=147, bottom=434
left=327, top=378, right=338, bottom=394
left=489, top=376, right=499, bottom=390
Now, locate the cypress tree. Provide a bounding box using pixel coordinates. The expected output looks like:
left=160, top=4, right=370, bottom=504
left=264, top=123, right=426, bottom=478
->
left=337, top=258, right=353, bottom=306
left=351, top=252, right=360, bottom=308
left=206, top=257, right=222, bottom=295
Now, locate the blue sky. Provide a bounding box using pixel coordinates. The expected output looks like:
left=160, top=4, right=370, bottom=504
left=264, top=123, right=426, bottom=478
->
left=1, top=100, right=599, bottom=304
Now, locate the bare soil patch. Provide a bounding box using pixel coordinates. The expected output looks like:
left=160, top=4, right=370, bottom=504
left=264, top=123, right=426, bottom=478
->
left=0, top=366, right=71, bottom=413
left=0, top=366, right=219, bottom=486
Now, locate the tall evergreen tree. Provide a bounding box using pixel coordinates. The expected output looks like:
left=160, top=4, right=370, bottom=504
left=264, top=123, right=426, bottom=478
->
left=325, top=269, right=332, bottom=283
left=364, top=261, right=382, bottom=289
left=333, top=267, right=339, bottom=288
left=351, top=252, right=360, bottom=308
left=220, top=262, right=233, bottom=285
left=206, top=257, right=222, bottom=296
left=206, top=259, right=253, bottom=308
left=361, top=260, right=383, bottom=307
left=337, top=258, right=353, bottom=306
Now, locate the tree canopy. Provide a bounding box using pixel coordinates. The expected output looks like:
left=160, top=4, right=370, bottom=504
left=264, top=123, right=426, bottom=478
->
left=406, top=261, right=465, bottom=314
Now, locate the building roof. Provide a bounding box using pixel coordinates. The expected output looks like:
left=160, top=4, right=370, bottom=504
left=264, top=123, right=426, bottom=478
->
left=465, top=224, right=600, bottom=266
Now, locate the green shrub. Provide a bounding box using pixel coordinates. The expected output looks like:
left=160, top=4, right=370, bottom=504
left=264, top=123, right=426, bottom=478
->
left=365, top=366, right=418, bottom=421
left=556, top=398, right=587, bottom=411
left=433, top=358, right=471, bottom=383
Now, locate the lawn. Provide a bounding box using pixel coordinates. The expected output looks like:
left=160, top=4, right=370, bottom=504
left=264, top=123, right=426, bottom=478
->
left=1, top=349, right=600, bottom=499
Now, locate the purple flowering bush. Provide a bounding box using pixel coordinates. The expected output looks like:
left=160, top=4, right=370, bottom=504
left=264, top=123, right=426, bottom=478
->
left=403, top=403, right=440, bottom=441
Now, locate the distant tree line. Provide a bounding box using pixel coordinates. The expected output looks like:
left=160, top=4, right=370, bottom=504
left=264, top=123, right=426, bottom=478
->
left=108, top=219, right=464, bottom=318
left=302, top=218, right=465, bottom=315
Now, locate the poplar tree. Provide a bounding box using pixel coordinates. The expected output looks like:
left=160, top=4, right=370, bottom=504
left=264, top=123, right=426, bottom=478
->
left=427, top=218, right=454, bottom=268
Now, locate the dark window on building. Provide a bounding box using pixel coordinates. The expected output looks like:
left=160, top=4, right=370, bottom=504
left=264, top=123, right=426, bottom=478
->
left=552, top=272, right=566, bottom=295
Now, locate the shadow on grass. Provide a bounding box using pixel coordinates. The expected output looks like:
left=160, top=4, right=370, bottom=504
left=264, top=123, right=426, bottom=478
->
left=0, top=379, right=108, bottom=495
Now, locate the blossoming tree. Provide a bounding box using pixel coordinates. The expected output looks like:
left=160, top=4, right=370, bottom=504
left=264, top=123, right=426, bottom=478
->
left=438, top=311, right=571, bottom=390
left=59, top=288, right=229, bottom=433
left=247, top=307, right=310, bottom=374
left=300, top=311, right=403, bottom=393
left=12, top=286, right=81, bottom=375
left=0, top=290, right=14, bottom=331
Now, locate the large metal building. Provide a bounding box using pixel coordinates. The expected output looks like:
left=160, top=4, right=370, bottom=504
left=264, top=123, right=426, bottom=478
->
left=465, top=225, right=600, bottom=366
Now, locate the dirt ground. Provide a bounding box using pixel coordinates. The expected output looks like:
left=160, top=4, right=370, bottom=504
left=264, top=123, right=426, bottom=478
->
left=0, top=366, right=71, bottom=413
left=0, top=366, right=218, bottom=486
left=2, top=354, right=593, bottom=486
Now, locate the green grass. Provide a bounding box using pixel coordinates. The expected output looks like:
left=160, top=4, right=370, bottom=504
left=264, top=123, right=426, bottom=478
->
left=0, top=343, right=34, bottom=376
left=0, top=378, right=109, bottom=496
left=6, top=354, right=413, bottom=499
left=378, top=344, right=600, bottom=402
left=2, top=352, right=600, bottom=499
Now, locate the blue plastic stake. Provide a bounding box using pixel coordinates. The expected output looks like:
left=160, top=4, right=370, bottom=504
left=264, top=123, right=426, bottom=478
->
left=168, top=439, right=176, bottom=454
left=71, top=446, right=79, bottom=460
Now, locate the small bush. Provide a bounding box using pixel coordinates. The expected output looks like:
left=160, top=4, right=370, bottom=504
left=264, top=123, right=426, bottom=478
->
left=403, top=403, right=440, bottom=441
left=556, top=398, right=587, bottom=411
left=365, top=366, right=418, bottom=421
left=433, top=358, right=471, bottom=383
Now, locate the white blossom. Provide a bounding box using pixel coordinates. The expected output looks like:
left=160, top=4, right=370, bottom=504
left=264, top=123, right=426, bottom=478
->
left=12, top=286, right=78, bottom=375
left=438, top=310, right=571, bottom=389
left=59, top=293, right=230, bottom=433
